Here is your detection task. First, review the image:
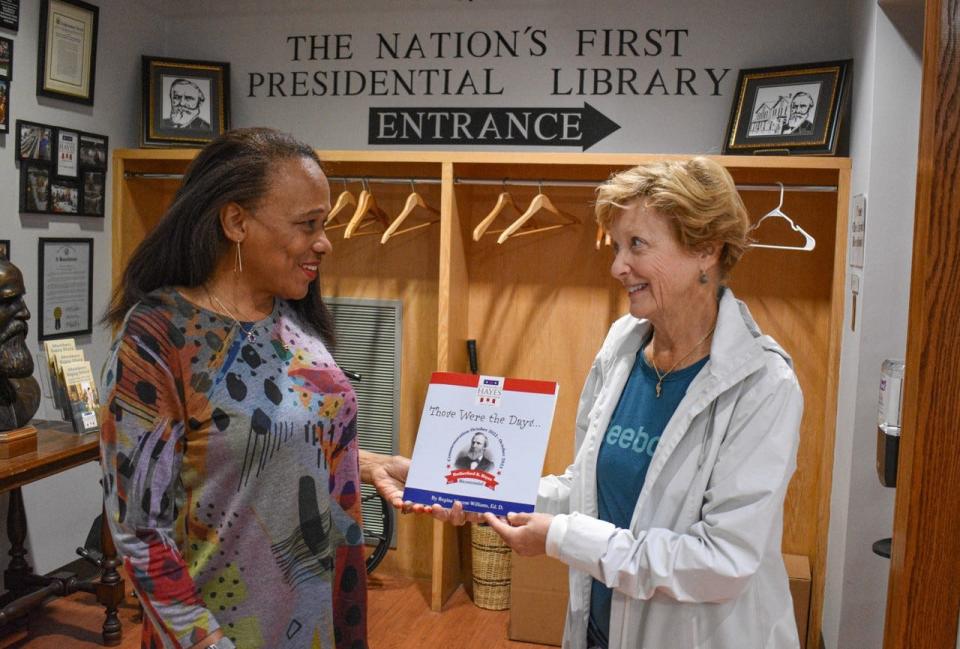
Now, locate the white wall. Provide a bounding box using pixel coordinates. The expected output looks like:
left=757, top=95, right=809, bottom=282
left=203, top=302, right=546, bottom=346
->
left=822, top=2, right=922, bottom=648
left=0, top=0, right=165, bottom=574
left=159, top=0, right=852, bottom=153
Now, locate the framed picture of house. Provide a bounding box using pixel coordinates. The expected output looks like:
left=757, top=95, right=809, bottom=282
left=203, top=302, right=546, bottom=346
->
left=722, top=60, right=852, bottom=155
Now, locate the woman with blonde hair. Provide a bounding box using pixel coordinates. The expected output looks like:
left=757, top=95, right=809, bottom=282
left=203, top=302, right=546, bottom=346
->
left=485, top=157, right=803, bottom=649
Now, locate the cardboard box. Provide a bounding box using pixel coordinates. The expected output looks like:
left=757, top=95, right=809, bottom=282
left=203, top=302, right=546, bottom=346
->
left=509, top=551, right=811, bottom=648
left=783, top=553, right=811, bottom=649
left=509, top=552, right=569, bottom=646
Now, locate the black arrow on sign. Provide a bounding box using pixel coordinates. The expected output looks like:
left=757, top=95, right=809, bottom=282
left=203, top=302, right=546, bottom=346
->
left=368, top=103, right=621, bottom=151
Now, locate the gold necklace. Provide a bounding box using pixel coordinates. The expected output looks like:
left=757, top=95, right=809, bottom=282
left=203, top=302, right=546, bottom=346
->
left=649, top=324, right=715, bottom=398
left=208, top=292, right=260, bottom=343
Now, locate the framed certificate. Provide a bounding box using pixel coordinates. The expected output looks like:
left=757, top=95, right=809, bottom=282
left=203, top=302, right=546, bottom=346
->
left=37, top=237, right=93, bottom=340
left=36, top=0, right=99, bottom=104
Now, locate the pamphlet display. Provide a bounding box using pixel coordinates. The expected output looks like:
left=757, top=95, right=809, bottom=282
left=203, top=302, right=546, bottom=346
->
left=403, top=372, right=559, bottom=515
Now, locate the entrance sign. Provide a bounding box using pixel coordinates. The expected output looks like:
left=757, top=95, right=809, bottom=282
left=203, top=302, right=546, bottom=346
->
left=369, top=103, right=620, bottom=150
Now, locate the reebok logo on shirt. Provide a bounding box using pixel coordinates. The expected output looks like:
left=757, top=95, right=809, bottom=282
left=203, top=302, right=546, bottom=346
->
left=605, top=424, right=659, bottom=457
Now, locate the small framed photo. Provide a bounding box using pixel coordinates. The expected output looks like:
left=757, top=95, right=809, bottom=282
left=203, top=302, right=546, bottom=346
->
left=0, top=240, right=9, bottom=261
left=0, top=78, right=8, bottom=134
left=0, top=1, right=19, bottom=32
left=37, top=0, right=99, bottom=104
left=78, top=133, right=107, bottom=168
left=141, top=55, right=230, bottom=147
left=57, top=128, right=78, bottom=177
left=722, top=60, right=852, bottom=155
left=50, top=178, right=80, bottom=214
left=21, top=162, right=50, bottom=212
left=0, top=36, right=12, bottom=79
left=38, top=237, right=93, bottom=340
left=16, top=120, right=53, bottom=161
left=81, top=170, right=104, bottom=215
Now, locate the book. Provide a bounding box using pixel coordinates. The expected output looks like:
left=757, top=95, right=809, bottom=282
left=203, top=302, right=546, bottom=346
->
left=403, top=372, right=559, bottom=515
left=59, top=359, right=100, bottom=433
left=41, top=338, right=76, bottom=411
left=53, top=349, right=86, bottom=420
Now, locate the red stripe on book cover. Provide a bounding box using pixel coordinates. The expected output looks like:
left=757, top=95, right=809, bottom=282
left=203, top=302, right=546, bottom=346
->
left=430, top=372, right=480, bottom=387
left=504, top=378, right=557, bottom=394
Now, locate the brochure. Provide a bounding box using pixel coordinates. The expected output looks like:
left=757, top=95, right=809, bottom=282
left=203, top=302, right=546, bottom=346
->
left=60, top=359, right=100, bottom=433
left=403, top=372, right=559, bottom=515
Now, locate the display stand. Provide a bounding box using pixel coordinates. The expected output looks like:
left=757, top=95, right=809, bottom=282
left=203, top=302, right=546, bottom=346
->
left=0, top=419, right=123, bottom=644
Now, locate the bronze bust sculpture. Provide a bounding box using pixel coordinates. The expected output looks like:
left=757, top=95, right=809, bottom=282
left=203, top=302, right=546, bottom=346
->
left=0, top=260, right=41, bottom=431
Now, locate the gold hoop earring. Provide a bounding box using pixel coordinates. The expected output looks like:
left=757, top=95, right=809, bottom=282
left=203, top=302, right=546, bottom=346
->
left=699, top=269, right=708, bottom=284
left=234, top=240, right=243, bottom=274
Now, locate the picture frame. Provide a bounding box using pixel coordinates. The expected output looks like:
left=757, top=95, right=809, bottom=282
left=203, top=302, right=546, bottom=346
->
left=722, top=59, right=852, bottom=156
left=20, top=161, right=50, bottom=212
left=57, top=128, right=78, bottom=177
left=37, top=237, right=93, bottom=340
left=0, top=36, right=11, bottom=79
left=16, top=119, right=53, bottom=161
left=16, top=119, right=108, bottom=216
left=0, top=240, right=9, bottom=261
left=141, top=55, right=230, bottom=147
left=0, top=0, right=18, bottom=33
left=0, top=77, right=8, bottom=134
left=37, top=0, right=98, bottom=105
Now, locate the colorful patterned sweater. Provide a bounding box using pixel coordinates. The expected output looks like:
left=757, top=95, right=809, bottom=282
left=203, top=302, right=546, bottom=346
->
left=100, top=288, right=367, bottom=649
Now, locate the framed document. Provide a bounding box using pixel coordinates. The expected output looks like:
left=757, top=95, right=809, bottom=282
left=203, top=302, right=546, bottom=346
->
left=57, top=128, right=77, bottom=176
left=404, top=372, right=559, bottom=515
left=37, top=237, right=93, bottom=340
left=0, top=0, right=18, bottom=32
left=36, top=0, right=99, bottom=104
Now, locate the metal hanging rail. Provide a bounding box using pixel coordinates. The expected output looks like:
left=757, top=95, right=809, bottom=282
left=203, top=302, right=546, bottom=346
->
left=123, top=171, right=837, bottom=193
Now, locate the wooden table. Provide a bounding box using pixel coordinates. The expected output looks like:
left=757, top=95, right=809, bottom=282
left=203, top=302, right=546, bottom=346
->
left=0, top=420, right=123, bottom=645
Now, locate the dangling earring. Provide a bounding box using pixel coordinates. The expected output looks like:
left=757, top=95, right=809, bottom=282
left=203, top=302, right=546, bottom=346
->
left=699, top=269, right=708, bottom=284
left=234, top=240, right=243, bottom=274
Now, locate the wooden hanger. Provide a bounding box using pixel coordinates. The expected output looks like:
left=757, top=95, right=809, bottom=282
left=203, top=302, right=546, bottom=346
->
left=496, top=182, right=577, bottom=244
left=473, top=183, right=521, bottom=241
left=381, top=180, right=440, bottom=243
left=749, top=182, right=816, bottom=251
left=344, top=180, right=390, bottom=239
left=325, top=180, right=356, bottom=230
left=594, top=225, right=611, bottom=250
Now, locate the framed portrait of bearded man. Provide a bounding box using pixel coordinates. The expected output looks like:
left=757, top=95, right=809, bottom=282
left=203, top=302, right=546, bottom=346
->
left=140, top=55, right=230, bottom=147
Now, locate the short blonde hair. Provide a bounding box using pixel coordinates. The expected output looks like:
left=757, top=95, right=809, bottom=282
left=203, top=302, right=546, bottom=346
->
left=595, top=157, right=750, bottom=278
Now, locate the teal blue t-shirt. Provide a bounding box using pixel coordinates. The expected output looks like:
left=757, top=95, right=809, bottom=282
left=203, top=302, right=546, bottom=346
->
left=587, top=342, right=709, bottom=649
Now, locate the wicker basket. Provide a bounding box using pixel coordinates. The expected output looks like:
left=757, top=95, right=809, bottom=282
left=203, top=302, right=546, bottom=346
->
left=470, top=523, right=512, bottom=610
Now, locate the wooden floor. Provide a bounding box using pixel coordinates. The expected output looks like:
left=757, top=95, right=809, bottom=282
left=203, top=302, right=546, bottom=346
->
left=0, top=572, right=550, bottom=649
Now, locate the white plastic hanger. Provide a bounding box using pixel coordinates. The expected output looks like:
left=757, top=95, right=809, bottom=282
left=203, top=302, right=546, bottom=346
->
left=473, top=182, right=521, bottom=241
left=344, top=179, right=390, bottom=239
left=749, top=182, right=816, bottom=252
left=380, top=180, right=440, bottom=243
left=325, top=180, right=356, bottom=230
left=496, top=182, right=577, bottom=244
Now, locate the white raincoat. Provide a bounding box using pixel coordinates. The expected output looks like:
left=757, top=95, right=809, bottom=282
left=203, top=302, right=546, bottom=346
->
left=538, top=288, right=802, bottom=649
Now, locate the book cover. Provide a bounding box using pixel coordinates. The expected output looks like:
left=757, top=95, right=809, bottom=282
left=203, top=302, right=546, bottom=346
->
left=53, top=349, right=86, bottom=420
left=60, top=359, right=100, bottom=434
left=41, top=338, right=75, bottom=411
left=403, top=372, right=559, bottom=515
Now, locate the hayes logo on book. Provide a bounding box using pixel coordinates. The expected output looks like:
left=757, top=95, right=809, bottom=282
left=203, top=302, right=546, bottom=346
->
left=443, top=427, right=506, bottom=490
left=476, top=375, right=503, bottom=406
